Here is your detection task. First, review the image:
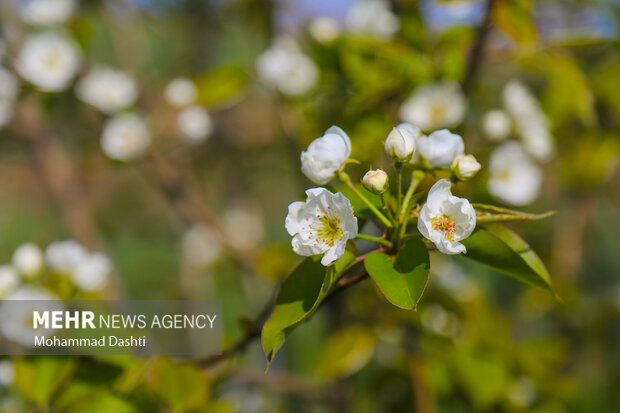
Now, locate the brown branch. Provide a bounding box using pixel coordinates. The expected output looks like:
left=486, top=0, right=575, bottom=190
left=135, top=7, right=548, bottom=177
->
left=193, top=265, right=371, bottom=369
left=461, top=0, right=498, bottom=93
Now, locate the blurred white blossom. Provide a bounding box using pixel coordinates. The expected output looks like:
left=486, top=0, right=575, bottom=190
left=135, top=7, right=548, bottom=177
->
left=45, top=240, right=111, bottom=291
left=15, top=31, right=81, bottom=92
left=164, top=77, right=197, bottom=107
left=346, top=0, right=399, bottom=41
left=177, top=105, right=212, bottom=144
left=182, top=224, right=222, bottom=268
left=399, top=82, right=466, bottom=131
left=101, top=113, right=151, bottom=161
left=310, top=17, right=340, bottom=43
left=482, top=109, right=511, bottom=142
left=502, top=81, right=555, bottom=162
left=224, top=205, right=265, bottom=252
left=256, top=37, right=318, bottom=96
left=45, top=239, right=87, bottom=274
left=488, top=141, right=543, bottom=206
left=20, top=0, right=76, bottom=26
left=0, top=286, right=61, bottom=347
left=12, top=243, right=43, bottom=279
left=76, top=67, right=138, bottom=114
left=72, top=252, right=111, bottom=291
left=0, top=266, right=19, bottom=299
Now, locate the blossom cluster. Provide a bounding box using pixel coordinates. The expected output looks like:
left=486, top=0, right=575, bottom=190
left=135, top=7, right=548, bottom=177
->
left=285, top=121, right=481, bottom=265
left=0, top=240, right=112, bottom=346
left=0, top=0, right=214, bottom=163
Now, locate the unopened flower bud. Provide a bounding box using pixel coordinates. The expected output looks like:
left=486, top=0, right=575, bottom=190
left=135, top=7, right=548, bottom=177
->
left=384, top=123, right=419, bottom=162
left=451, top=154, right=481, bottom=180
left=362, top=169, right=389, bottom=194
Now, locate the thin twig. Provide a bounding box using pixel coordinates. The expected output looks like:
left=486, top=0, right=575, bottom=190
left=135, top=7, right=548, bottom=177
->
left=461, top=0, right=498, bottom=93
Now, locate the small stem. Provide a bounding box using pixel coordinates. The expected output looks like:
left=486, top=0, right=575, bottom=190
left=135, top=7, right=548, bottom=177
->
left=395, top=163, right=403, bottom=221
left=380, top=193, right=395, bottom=221
left=400, top=170, right=425, bottom=222
left=356, top=233, right=393, bottom=248
left=476, top=211, right=556, bottom=223
left=337, top=171, right=393, bottom=228
left=398, top=170, right=425, bottom=240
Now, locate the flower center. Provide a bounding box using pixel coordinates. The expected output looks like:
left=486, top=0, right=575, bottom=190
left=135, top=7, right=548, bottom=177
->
left=430, top=103, right=447, bottom=124
left=432, top=214, right=456, bottom=240
left=314, top=215, right=343, bottom=247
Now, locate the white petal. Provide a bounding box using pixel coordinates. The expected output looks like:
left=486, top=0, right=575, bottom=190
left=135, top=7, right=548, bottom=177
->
left=425, top=179, right=452, bottom=212
left=325, top=125, right=352, bottom=158
left=285, top=201, right=306, bottom=235
left=292, top=234, right=324, bottom=257
left=321, top=241, right=346, bottom=266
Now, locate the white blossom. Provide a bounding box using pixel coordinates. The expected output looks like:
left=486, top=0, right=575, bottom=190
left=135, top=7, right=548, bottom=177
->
left=346, top=0, right=399, bottom=41
left=384, top=123, right=419, bottom=162
left=223, top=206, right=265, bottom=252
left=0, top=286, right=62, bottom=347
left=502, top=81, right=555, bottom=162
left=0, top=266, right=19, bottom=299
left=309, top=17, right=340, bottom=43
left=164, top=77, right=197, bottom=107
left=301, top=126, right=351, bottom=184
left=256, top=37, right=319, bottom=96
left=101, top=113, right=151, bottom=161
left=177, top=105, right=212, bottom=144
left=76, top=66, right=138, bottom=114
left=451, top=154, right=481, bottom=181
left=416, top=129, right=464, bottom=168
left=286, top=187, right=358, bottom=266
left=418, top=179, right=476, bottom=255
left=45, top=239, right=87, bottom=274
left=20, top=0, right=76, bottom=26
left=12, top=242, right=43, bottom=279
left=399, top=82, right=466, bottom=131
left=482, top=109, right=511, bottom=142
left=488, top=141, right=543, bottom=206
left=72, top=252, right=111, bottom=291
left=182, top=224, right=222, bottom=268
left=15, top=31, right=81, bottom=92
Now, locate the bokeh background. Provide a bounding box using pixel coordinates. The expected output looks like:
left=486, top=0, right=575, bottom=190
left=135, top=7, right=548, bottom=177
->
left=0, top=0, right=619, bottom=411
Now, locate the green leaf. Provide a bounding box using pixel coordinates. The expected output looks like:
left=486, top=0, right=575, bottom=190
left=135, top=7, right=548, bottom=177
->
left=317, top=325, right=377, bottom=379
left=14, top=356, right=75, bottom=407
left=147, top=358, right=210, bottom=413
left=262, top=251, right=355, bottom=367
left=461, top=224, right=553, bottom=293
left=364, top=238, right=430, bottom=310
left=195, top=65, right=248, bottom=109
